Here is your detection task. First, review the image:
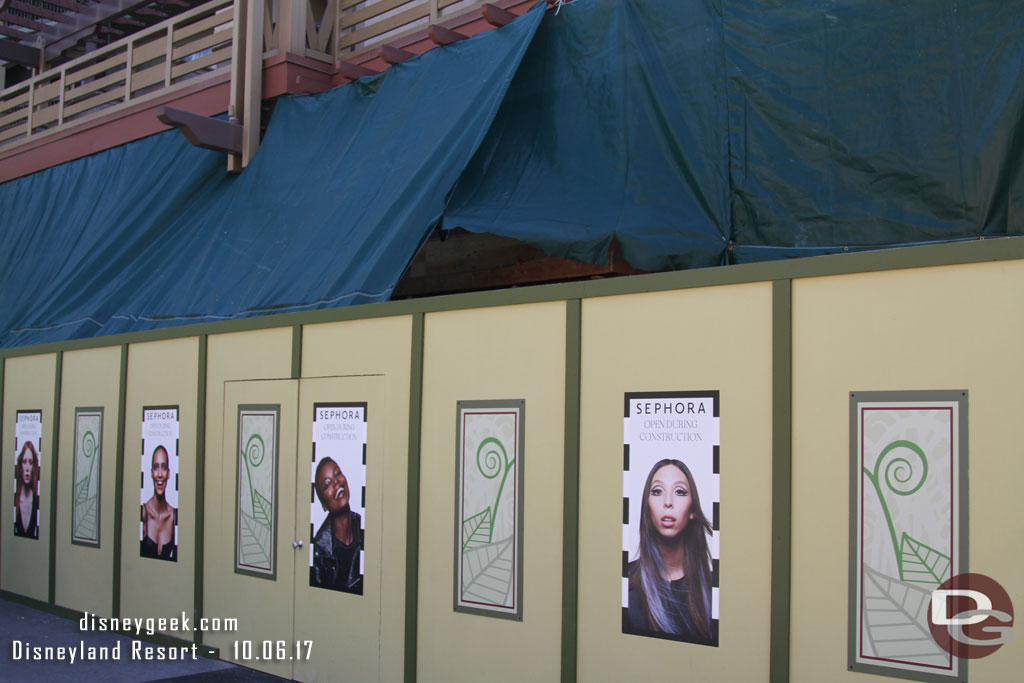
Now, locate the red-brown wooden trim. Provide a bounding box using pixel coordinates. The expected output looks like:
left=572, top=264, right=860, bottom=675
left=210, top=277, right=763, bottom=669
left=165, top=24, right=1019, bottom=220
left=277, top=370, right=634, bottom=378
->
left=0, top=76, right=230, bottom=184
left=335, top=60, right=379, bottom=82
left=155, top=105, right=242, bottom=154
left=482, top=3, right=517, bottom=27
left=380, top=44, right=416, bottom=65
left=428, top=25, right=469, bottom=46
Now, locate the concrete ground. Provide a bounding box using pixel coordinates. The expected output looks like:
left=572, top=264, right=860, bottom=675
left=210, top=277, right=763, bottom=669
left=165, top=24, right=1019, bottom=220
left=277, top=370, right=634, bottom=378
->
left=1, top=597, right=286, bottom=682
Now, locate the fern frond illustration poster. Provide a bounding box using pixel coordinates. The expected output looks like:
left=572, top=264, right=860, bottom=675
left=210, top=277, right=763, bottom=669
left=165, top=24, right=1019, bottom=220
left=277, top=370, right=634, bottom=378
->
left=235, top=405, right=279, bottom=578
left=71, top=408, right=103, bottom=546
left=454, top=400, right=524, bottom=619
left=849, top=391, right=967, bottom=681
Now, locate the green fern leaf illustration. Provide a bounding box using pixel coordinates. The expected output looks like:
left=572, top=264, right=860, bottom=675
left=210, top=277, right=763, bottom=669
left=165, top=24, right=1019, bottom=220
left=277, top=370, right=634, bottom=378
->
left=463, top=508, right=492, bottom=549
left=861, top=566, right=948, bottom=666
left=74, top=475, right=91, bottom=503
left=462, top=536, right=515, bottom=605
left=72, top=496, right=98, bottom=541
left=898, top=532, right=950, bottom=585
left=239, top=511, right=272, bottom=569
left=251, top=488, right=272, bottom=527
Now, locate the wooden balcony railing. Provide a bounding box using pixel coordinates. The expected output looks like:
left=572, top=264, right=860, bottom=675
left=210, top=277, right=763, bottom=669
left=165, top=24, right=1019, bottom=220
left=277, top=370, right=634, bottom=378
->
left=0, top=0, right=494, bottom=154
left=0, top=0, right=235, bottom=149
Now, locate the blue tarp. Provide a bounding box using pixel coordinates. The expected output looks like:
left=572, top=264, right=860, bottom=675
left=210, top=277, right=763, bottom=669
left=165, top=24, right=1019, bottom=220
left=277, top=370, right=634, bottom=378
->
left=3, top=0, right=1023, bottom=348
left=444, top=0, right=1024, bottom=267
left=0, top=2, right=545, bottom=348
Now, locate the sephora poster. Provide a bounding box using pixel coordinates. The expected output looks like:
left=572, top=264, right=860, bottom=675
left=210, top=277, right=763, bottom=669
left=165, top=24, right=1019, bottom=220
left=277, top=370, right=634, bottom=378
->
left=140, top=406, right=179, bottom=561
left=622, top=391, right=719, bottom=646
left=13, top=410, right=43, bottom=539
left=309, top=403, right=366, bottom=595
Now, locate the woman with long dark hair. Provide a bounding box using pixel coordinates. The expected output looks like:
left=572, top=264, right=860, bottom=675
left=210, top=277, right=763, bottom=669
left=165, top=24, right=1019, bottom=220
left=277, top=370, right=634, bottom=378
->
left=14, top=441, right=40, bottom=538
left=625, top=458, right=713, bottom=642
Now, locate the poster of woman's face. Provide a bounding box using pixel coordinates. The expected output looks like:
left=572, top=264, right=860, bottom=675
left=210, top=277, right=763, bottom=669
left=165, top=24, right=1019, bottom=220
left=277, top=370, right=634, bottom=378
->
left=621, top=392, right=720, bottom=646
left=13, top=410, right=43, bottom=539
left=309, top=403, right=366, bottom=595
left=140, top=407, right=179, bottom=561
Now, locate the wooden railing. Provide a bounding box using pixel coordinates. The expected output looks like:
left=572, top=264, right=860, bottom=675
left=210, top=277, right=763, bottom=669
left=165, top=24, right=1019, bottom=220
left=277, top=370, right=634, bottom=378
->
left=0, top=0, right=492, bottom=152
left=0, top=0, right=235, bottom=149
left=340, top=0, right=485, bottom=53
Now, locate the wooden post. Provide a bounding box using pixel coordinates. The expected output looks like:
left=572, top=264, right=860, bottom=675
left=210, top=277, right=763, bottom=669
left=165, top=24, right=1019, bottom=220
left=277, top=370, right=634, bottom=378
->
left=242, top=0, right=265, bottom=168
left=228, top=0, right=248, bottom=172
left=26, top=79, right=34, bottom=136
left=276, top=0, right=309, bottom=57
left=125, top=42, right=134, bottom=106
left=57, top=70, right=66, bottom=126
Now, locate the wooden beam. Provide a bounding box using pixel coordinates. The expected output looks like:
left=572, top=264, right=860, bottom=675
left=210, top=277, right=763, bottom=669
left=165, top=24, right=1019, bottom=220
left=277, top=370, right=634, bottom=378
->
left=427, top=24, right=468, bottom=46
left=481, top=3, right=516, bottom=28
left=136, top=7, right=169, bottom=19
left=111, top=16, right=146, bottom=28
left=0, top=9, right=49, bottom=32
left=32, top=0, right=83, bottom=11
left=8, top=0, right=66, bottom=23
left=156, top=105, right=242, bottom=154
left=0, top=36, right=41, bottom=68
left=336, top=59, right=378, bottom=80
left=42, top=1, right=165, bottom=62
left=380, top=44, right=415, bottom=65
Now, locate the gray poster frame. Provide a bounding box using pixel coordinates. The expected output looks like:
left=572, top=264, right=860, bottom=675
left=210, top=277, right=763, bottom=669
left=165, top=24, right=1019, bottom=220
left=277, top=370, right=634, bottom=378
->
left=70, top=406, right=103, bottom=548
left=452, top=398, right=525, bottom=621
left=848, top=390, right=969, bottom=682
left=234, top=403, right=281, bottom=580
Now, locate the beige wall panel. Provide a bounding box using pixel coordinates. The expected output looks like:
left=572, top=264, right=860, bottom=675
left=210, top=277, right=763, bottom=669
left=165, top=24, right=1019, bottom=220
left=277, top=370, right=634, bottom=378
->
left=417, top=302, right=565, bottom=683
left=577, top=284, right=774, bottom=681
left=216, top=378, right=298, bottom=678
left=1, top=353, right=57, bottom=601
left=790, top=261, right=1024, bottom=682
left=203, top=328, right=292, bottom=663
left=292, top=375, right=386, bottom=682
left=302, top=315, right=412, bottom=683
left=55, top=346, right=121, bottom=615
left=121, top=337, right=198, bottom=636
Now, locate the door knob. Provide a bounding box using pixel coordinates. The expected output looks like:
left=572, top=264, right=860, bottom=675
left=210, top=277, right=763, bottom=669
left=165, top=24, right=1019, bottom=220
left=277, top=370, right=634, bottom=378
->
left=292, top=539, right=303, bottom=549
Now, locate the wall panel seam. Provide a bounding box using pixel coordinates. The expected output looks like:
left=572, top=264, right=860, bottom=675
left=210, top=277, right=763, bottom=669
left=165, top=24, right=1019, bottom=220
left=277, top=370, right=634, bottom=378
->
left=194, top=335, right=208, bottom=644
left=49, top=351, right=63, bottom=604
left=769, top=279, right=793, bottom=683
left=404, top=312, right=424, bottom=683
left=561, top=299, right=581, bottom=683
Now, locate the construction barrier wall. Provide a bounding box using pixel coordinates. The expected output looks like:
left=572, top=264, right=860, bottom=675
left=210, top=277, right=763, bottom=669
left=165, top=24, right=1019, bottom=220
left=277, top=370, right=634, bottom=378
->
left=2, top=240, right=1022, bottom=682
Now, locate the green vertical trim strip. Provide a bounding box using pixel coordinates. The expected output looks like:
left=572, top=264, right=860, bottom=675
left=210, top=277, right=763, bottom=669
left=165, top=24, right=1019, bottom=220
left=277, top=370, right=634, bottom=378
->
left=561, top=299, right=582, bottom=683
left=0, top=357, right=4, bottom=568
left=404, top=313, right=424, bottom=683
left=291, top=325, right=302, bottom=379
left=48, top=351, right=63, bottom=604
left=112, top=344, right=128, bottom=618
left=194, top=335, right=208, bottom=644
left=769, top=280, right=793, bottom=683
